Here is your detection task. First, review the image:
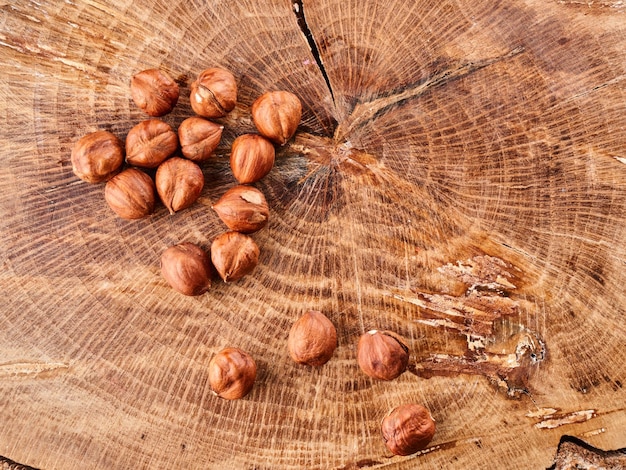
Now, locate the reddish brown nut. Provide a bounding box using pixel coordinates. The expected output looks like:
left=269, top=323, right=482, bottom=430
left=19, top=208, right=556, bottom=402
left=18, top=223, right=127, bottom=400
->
left=178, top=116, right=223, bottom=162
left=130, top=69, right=179, bottom=117
left=125, top=119, right=178, bottom=168
left=212, top=185, right=269, bottom=233
left=288, top=310, right=337, bottom=366
left=381, top=404, right=436, bottom=456
left=230, top=134, right=275, bottom=184
left=71, top=130, right=124, bottom=183
left=251, top=91, right=302, bottom=145
left=155, top=157, right=204, bottom=214
left=160, top=242, right=212, bottom=296
left=104, top=168, right=155, bottom=219
left=356, top=330, right=409, bottom=381
left=190, top=68, right=237, bottom=118
left=211, top=231, right=259, bottom=282
left=208, top=347, right=257, bottom=400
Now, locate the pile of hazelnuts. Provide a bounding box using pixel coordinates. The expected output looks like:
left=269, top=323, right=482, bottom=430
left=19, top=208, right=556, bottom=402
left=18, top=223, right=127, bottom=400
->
left=71, top=67, right=299, bottom=288
left=70, top=68, right=435, bottom=458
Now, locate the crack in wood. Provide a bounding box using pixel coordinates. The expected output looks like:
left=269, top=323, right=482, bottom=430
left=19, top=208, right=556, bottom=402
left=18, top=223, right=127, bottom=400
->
left=548, top=435, right=626, bottom=470
left=293, top=0, right=336, bottom=105
left=335, top=46, right=525, bottom=141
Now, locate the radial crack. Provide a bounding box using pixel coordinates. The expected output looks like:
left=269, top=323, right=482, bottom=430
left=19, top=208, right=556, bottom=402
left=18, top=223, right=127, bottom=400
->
left=293, top=0, right=335, bottom=104
left=335, top=46, right=525, bottom=140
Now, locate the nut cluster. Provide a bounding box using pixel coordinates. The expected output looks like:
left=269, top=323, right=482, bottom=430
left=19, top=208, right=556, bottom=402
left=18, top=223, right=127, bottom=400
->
left=285, top=309, right=435, bottom=454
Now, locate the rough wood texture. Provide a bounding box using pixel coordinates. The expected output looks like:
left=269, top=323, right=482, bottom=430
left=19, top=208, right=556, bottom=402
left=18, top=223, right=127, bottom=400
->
left=1, top=1, right=625, bottom=469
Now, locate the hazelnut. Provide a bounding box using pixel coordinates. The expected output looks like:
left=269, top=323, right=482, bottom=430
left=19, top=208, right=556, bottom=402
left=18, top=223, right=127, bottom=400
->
left=125, top=119, right=178, bottom=168
left=211, top=231, right=259, bottom=282
left=178, top=116, right=223, bottom=162
left=160, top=242, right=212, bottom=296
left=230, top=134, right=275, bottom=184
left=208, top=347, right=257, bottom=400
left=212, top=185, right=269, bottom=233
left=190, top=68, right=237, bottom=118
left=288, top=310, right=337, bottom=366
left=155, top=157, right=204, bottom=214
left=356, top=330, right=409, bottom=381
left=71, top=130, right=124, bottom=183
left=251, top=91, right=302, bottom=145
left=381, top=404, right=436, bottom=456
left=104, top=168, right=155, bottom=219
left=130, top=68, right=179, bottom=117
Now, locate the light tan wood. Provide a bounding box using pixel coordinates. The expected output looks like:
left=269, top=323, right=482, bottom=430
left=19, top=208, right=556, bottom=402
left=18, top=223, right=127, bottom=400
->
left=1, top=0, right=625, bottom=468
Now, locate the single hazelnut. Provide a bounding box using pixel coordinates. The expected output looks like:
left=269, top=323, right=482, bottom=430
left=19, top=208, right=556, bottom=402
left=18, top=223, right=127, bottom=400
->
left=155, top=157, right=204, bottom=214
left=208, top=347, right=257, bottom=400
left=251, top=91, right=302, bottom=145
left=288, top=310, right=337, bottom=366
left=125, top=119, right=178, bottom=168
left=130, top=68, right=179, bottom=117
left=190, top=68, right=237, bottom=118
left=71, top=130, right=124, bottom=183
left=104, top=168, right=155, bottom=219
left=356, top=330, right=409, bottom=381
left=178, top=116, right=223, bottom=162
left=211, top=231, right=259, bottom=282
left=381, top=404, right=436, bottom=456
left=212, top=185, right=269, bottom=233
left=230, top=134, right=275, bottom=184
left=160, top=242, right=212, bottom=296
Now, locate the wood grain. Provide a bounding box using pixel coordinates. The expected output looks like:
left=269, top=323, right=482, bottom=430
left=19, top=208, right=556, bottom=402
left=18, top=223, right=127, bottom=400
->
left=1, top=0, right=625, bottom=468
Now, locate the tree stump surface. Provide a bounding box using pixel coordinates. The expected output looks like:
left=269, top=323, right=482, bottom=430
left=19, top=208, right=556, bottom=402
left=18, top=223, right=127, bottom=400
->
left=1, top=1, right=625, bottom=469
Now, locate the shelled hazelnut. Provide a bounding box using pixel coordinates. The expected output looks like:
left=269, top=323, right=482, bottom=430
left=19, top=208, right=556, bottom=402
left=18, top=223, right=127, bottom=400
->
left=125, top=119, right=178, bottom=168
left=212, top=185, right=269, bottom=233
left=104, top=167, right=155, bottom=219
left=178, top=116, right=224, bottom=162
left=190, top=68, right=237, bottom=118
left=288, top=310, right=337, bottom=366
left=381, top=404, right=436, bottom=456
left=71, top=130, right=124, bottom=183
left=208, top=347, right=257, bottom=400
left=211, top=231, right=259, bottom=282
left=357, top=330, right=409, bottom=381
left=230, top=134, right=275, bottom=184
left=130, top=68, right=179, bottom=117
left=155, top=157, right=204, bottom=214
left=160, top=242, right=212, bottom=296
left=251, top=90, right=302, bottom=145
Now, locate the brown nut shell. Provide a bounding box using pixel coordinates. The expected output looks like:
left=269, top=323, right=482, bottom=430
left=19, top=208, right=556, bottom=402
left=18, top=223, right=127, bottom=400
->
left=230, top=134, right=275, bottom=184
left=155, top=157, right=204, bottom=214
left=251, top=91, right=302, bottom=145
left=190, top=68, right=237, bottom=118
left=210, top=231, right=259, bottom=282
left=212, top=185, right=269, bottom=233
left=208, top=347, right=257, bottom=400
left=356, top=330, right=409, bottom=381
left=130, top=69, right=179, bottom=117
left=178, top=116, right=223, bottom=162
left=288, top=310, right=337, bottom=366
left=381, top=404, right=436, bottom=456
left=104, top=168, right=155, bottom=219
left=125, top=119, right=178, bottom=168
left=71, top=130, right=124, bottom=183
left=160, top=242, right=212, bottom=296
